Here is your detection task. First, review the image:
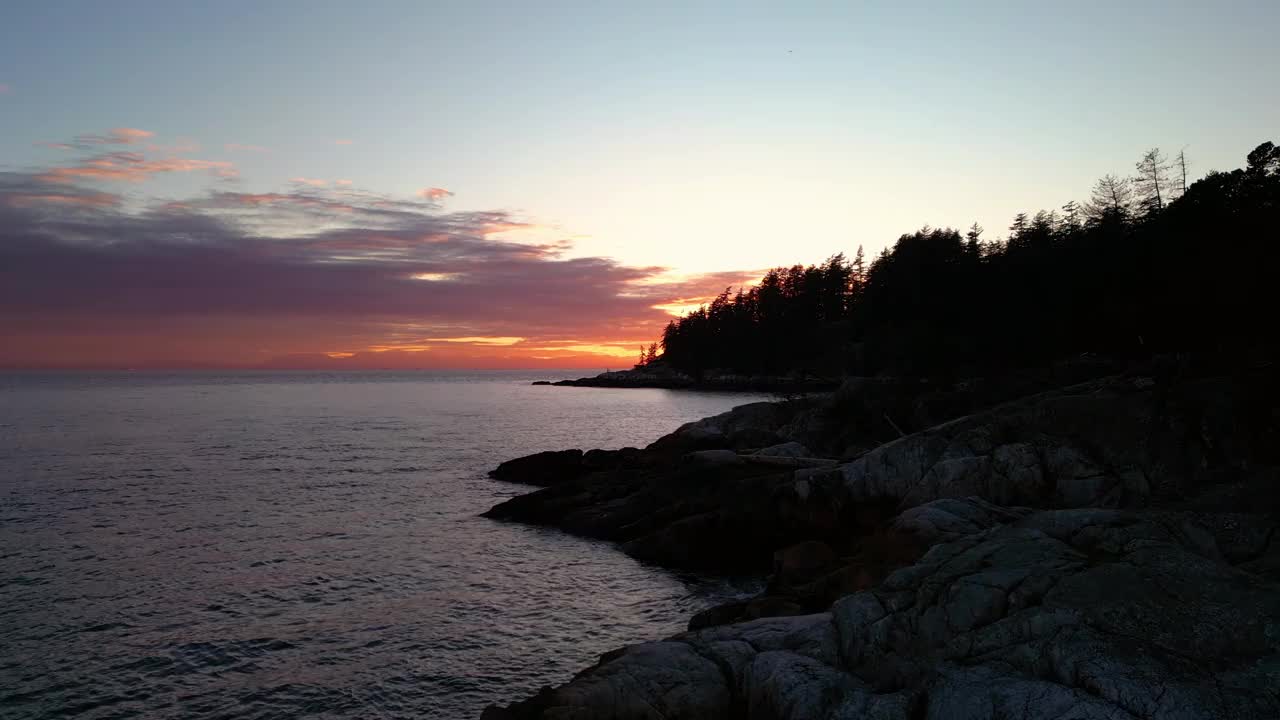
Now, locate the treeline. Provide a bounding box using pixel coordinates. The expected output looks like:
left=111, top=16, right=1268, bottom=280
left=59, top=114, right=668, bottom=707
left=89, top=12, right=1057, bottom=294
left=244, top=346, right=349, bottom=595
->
left=655, top=142, right=1280, bottom=378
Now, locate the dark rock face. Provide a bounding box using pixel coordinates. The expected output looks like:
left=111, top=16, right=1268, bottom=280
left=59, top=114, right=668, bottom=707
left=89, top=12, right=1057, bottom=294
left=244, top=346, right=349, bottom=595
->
left=486, top=371, right=1277, bottom=574
left=488, top=510, right=1280, bottom=719
left=488, top=447, right=646, bottom=487
left=837, top=372, right=1279, bottom=511
left=487, top=449, right=586, bottom=486
left=752, top=441, right=813, bottom=458
left=772, top=541, right=839, bottom=586
left=481, top=368, right=1280, bottom=719
left=484, top=455, right=808, bottom=573
left=647, top=401, right=802, bottom=454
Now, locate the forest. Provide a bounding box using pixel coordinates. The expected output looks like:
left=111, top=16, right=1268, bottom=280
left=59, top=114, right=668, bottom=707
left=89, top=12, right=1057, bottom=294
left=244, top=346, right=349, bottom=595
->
left=651, top=142, right=1280, bottom=378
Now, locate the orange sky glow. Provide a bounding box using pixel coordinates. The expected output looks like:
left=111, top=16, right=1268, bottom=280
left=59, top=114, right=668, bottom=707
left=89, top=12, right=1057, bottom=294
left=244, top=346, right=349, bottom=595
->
left=0, top=135, right=752, bottom=370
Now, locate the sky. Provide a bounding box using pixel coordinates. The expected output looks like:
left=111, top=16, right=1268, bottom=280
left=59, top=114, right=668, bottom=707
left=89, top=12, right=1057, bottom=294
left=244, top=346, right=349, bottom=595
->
left=2, top=1, right=1277, bottom=369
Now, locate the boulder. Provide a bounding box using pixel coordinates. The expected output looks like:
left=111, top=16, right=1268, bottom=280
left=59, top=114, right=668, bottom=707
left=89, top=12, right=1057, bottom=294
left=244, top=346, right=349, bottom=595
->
left=753, top=441, right=813, bottom=458
left=891, top=497, right=1034, bottom=544
left=649, top=401, right=798, bottom=453
left=683, top=449, right=746, bottom=468
left=582, top=446, right=642, bottom=472
left=488, top=449, right=585, bottom=486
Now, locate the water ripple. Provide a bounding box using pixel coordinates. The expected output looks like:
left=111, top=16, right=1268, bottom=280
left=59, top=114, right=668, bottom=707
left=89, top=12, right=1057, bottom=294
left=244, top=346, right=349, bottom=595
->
left=0, top=371, right=766, bottom=719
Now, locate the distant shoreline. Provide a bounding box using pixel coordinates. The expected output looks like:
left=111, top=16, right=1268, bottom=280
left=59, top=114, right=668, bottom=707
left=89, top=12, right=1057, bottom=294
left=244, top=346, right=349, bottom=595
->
left=532, top=367, right=840, bottom=393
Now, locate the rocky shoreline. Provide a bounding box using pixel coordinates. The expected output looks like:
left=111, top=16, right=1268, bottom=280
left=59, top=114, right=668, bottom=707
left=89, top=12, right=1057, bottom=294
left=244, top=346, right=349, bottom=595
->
left=533, top=366, right=842, bottom=393
left=481, top=365, right=1280, bottom=719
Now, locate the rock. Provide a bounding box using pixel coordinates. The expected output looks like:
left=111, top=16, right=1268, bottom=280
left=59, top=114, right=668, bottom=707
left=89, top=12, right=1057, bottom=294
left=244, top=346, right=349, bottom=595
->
left=753, top=441, right=813, bottom=458
left=530, top=380, right=552, bottom=385
left=488, top=449, right=585, bottom=486
left=488, top=510, right=1280, bottom=719
left=688, top=599, right=752, bottom=631
left=705, top=504, right=976, bottom=632
left=891, top=497, right=1033, bottom=544
left=752, top=457, right=842, bottom=471
left=683, top=449, right=746, bottom=467
left=582, top=446, right=642, bottom=472
left=484, top=369, right=1280, bottom=718
left=649, top=401, right=798, bottom=453
left=489, top=372, right=1276, bottom=579
left=840, top=372, right=1278, bottom=512
left=484, top=453, right=807, bottom=572
left=772, top=541, right=839, bottom=586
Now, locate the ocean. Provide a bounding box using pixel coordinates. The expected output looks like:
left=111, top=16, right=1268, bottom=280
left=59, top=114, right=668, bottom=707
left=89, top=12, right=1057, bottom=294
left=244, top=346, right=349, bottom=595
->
left=0, top=371, right=768, bottom=719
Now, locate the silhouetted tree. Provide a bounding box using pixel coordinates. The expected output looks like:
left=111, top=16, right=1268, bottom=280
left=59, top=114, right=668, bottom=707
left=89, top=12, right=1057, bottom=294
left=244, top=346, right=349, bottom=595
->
left=1175, top=148, right=1190, bottom=196
left=1247, top=141, right=1279, bottom=175
left=1086, top=174, right=1135, bottom=225
left=851, top=245, right=867, bottom=296
left=965, top=223, right=983, bottom=257
left=1134, top=147, right=1172, bottom=214
left=1008, top=213, right=1029, bottom=244
left=1061, top=201, right=1081, bottom=232
left=651, top=141, right=1278, bottom=379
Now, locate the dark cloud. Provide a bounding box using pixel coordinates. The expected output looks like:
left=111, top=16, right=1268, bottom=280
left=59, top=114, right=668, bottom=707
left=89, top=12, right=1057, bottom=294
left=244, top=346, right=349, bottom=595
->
left=0, top=169, right=755, bottom=368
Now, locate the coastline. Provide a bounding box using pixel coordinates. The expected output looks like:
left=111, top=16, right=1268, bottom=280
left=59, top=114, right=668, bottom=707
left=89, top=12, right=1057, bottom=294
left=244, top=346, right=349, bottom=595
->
left=481, top=364, right=1280, bottom=719
left=534, top=367, right=841, bottom=393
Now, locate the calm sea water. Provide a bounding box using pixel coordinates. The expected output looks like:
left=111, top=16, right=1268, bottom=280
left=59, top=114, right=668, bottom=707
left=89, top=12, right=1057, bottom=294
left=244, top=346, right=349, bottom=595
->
left=0, top=371, right=767, bottom=719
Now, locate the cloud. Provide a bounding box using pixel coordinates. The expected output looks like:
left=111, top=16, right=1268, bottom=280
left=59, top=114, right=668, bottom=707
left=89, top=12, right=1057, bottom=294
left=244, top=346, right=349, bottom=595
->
left=4, top=191, right=121, bottom=209
left=418, top=187, right=453, bottom=201
left=0, top=141, right=755, bottom=369
left=75, top=128, right=155, bottom=146
left=430, top=336, right=525, bottom=346
left=290, top=177, right=328, bottom=187
left=0, top=83, right=10, bottom=94
left=335, top=179, right=353, bottom=186
left=31, top=129, right=235, bottom=185
left=225, top=143, right=269, bottom=153
left=334, top=139, right=353, bottom=145
left=39, top=154, right=236, bottom=184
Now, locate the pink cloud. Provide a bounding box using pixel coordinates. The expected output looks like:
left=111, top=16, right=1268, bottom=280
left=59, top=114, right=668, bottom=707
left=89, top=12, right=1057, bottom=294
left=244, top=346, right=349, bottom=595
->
left=4, top=192, right=120, bottom=209
left=35, top=142, right=74, bottom=151
left=223, top=192, right=296, bottom=206
left=334, top=139, right=353, bottom=145
left=76, top=128, right=155, bottom=146
left=335, top=179, right=353, bottom=186
left=211, top=192, right=357, bottom=214
left=418, top=187, right=454, bottom=201
left=0, top=83, right=10, bottom=94
left=0, top=161, right=767, bottom=369
left=39, top=153, right=236, bottom=184
left=291, top=177, right=328, bottom=187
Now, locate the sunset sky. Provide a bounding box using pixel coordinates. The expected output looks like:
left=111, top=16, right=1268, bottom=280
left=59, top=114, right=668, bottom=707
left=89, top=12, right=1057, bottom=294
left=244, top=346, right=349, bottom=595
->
left=2, top=1, right=1277, bottom=369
